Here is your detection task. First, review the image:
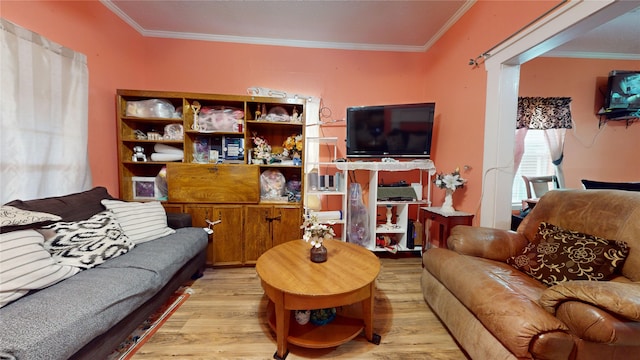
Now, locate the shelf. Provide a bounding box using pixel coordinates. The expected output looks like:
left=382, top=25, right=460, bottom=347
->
left=336, top=160, right=435, bottom=173
left=245, top=120, right=303, bottom=127
left=306, top=190, right=346, bottom=196
left=267, top=302, right=364, bottom=349
left=122, top=160, right=177, bottom=165
left=121, top=116, right=181, bottom=122
left=185, top=130, right=244, bottom=135
left=375, top=225, right=405, bottom=234
left=376, top=200, right=429, bottom=205
left=122, top=139, right=183, bottom=144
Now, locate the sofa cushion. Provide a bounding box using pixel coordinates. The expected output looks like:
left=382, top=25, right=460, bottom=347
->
left=99, top=227, right=208, bottom=284
left=0, top=228, right=207, bottom=360
left=507, top=222, right=629, bottom=286
left=0, top=205, right=61, bottom=230
left=101, top=200, right=175, bottom=244
left=38, top=211, right=135, bottom=270
left=0, top=230, right=80, bottom=308
left=423, top=248, right=568, bottom=358
left=0, top=266, right=161, bottom=360
left=2, top=187, right=114, bottom=234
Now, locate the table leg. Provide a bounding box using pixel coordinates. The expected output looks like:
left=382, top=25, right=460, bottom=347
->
left=273, top=291, right=290, bottom=359
left=362, top=282, right=380, bottom=345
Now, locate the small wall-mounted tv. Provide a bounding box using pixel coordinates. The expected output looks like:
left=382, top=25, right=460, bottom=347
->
left=346, top=102, right=435, bottom=158
left=605, top=70, right=640, bottom=111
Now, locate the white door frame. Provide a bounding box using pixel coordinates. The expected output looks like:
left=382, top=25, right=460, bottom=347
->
left=480, top=0, right=639, bottom=228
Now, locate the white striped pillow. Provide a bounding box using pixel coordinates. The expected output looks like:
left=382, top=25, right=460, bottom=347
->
left=100, top=200, right=175, bottom=244
left=0, top=230, right=80, bottom=308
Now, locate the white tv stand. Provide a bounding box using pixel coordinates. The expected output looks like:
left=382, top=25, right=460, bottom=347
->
left=336, top=160, right=436, bottom=252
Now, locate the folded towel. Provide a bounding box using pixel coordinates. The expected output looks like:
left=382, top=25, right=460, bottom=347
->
left=154, top=143, right=183, bottom=155
left=150, top=153, right=183, bottom=162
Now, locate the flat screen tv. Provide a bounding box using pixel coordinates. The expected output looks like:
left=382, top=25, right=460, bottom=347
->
left=346, top=102, right=435, bottom=158
left=605, top=70, right=640, bottom=111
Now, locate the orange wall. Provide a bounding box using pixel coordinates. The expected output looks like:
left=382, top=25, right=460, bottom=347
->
left=520, top=57, right=640, bottom=188
left=2, top=0, right=560, bottom=215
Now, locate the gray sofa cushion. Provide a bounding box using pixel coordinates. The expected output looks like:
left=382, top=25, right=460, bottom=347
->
left=0, top=228, right=207, bottom=360
left=99, top=228, right=208, bottom=285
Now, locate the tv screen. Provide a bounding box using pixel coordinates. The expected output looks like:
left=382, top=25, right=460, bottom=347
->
left=605, top=70, right=640, bottom=110
left=346, top=103, right=435, bottom=158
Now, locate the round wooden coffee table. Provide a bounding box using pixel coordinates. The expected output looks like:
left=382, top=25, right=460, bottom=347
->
left=256, top=239, right=381, bottom=360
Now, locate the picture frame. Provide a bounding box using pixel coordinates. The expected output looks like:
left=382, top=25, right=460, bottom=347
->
left=132, top=176, right=159, bottom=200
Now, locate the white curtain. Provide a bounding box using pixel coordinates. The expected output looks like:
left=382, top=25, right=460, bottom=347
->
left=0, top=19, right=91, bottom=204
left=513, top=128, right=528, bottom=173
left=544, top=129, right=566, bottom=188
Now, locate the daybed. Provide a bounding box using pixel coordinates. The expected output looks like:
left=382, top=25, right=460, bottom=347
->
left=0, top=187, right=208, bottom=360
left=422, top=189, right=640, bottom=360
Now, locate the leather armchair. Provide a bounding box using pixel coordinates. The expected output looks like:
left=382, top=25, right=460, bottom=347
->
left=422, top=189, right=640, bottom=360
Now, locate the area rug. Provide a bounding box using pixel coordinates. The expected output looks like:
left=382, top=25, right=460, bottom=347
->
left=106, top=286, right=194, bottom=360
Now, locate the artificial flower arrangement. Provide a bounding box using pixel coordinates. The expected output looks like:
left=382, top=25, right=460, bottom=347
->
left=434, top=167, right=467, bottom=191
left=301, top=214, right=335, bottom=248
left=252, top=132, right=271, bottom=160
left=282, top=134, right=303, bottom=158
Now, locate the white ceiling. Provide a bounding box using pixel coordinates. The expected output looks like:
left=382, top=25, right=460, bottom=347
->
left=102, top=0, right=640, bottom=59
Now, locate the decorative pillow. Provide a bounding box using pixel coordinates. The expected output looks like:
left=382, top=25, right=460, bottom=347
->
left=38, top=211, right=135, bottom=270
left=100, top=200, right=175, bottom=244
left=0, top=230, right=80, bottom=308
left=0, top=205, right=61, bottom=228
left=507, top=222, right=629, bottom=286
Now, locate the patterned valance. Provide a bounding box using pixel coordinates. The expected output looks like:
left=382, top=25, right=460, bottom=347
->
left=517, top=97, right=573, bottom=129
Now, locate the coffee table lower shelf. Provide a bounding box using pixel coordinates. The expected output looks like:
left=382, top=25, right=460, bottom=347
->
left=266, top=301, right=364, bottom=349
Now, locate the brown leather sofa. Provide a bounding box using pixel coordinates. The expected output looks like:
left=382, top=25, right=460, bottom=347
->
left=422, top=189, right=640, bottom=360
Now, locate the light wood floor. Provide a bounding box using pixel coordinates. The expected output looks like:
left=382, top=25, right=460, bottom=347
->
left=132, top=256, right=468, bottom=360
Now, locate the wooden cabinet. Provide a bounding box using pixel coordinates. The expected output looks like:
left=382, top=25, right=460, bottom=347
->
left=116, top=89, right=307, bottom=267
left=243, top=205, right=302, bottom=264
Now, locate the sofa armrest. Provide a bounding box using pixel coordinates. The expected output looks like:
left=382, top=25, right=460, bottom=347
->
left=166, top=212, right=192, bottom=229
left=539, top=281, right=640, bottom=322
left=447, top=225, right=528, bottom=262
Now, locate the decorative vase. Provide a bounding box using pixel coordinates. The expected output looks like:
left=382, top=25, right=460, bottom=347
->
left=441, top=188, right=455, bottom=213
left=310, top=244, right=328, bottom=263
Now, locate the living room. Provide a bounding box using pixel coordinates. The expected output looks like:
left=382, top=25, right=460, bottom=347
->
left=2, top=0, right=636, bottom=215
left=2, top=1, right=640, bottom=359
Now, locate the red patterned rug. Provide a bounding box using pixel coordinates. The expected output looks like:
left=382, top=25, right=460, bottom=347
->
left=107, top=286, right=193, bottom=360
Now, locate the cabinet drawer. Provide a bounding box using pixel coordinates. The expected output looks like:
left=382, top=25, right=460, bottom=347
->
left=167, top=163, right=259, bottom=203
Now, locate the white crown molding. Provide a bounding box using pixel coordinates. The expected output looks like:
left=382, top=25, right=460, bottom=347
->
left=541, top=50, right=640, bottom=60
left=142, top=29, right=427, bottom=52
left=100, top=0, right=145, bottom=34
left=422, top=0, right=476, bottom=52
left=100, top=0, right=473, bottom=53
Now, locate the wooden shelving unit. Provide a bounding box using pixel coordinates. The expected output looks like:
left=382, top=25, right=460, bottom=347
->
left=116, top=89, right=306, bottom=266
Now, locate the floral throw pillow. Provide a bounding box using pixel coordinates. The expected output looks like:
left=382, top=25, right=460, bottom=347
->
left=0, top=205, right=61, bottom=228
left=506, top=222, right=629, bottom=286
left=38, top=210, right=135, bottom=270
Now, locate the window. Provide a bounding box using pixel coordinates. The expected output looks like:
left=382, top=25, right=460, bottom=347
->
left=512, top=130, right=555, bottom=205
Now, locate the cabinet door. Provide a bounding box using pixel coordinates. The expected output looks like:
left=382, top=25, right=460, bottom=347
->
left=184, top=205, right=214, bottom=265
left=210, top=205, right=244, bottom=266
left=272, top=205, right=302, bottom=247
left=243, top=205, right=273, bottom=264
left=185, top=205, right=243, bottom=266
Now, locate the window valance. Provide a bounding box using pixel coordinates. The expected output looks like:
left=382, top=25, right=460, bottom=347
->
left=517, top=97, right=573, bottom=129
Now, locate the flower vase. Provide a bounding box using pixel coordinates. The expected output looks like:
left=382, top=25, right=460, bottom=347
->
left=441, top=188, right=455, bottom=213
left=310, top=244, right=328, bottom=263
